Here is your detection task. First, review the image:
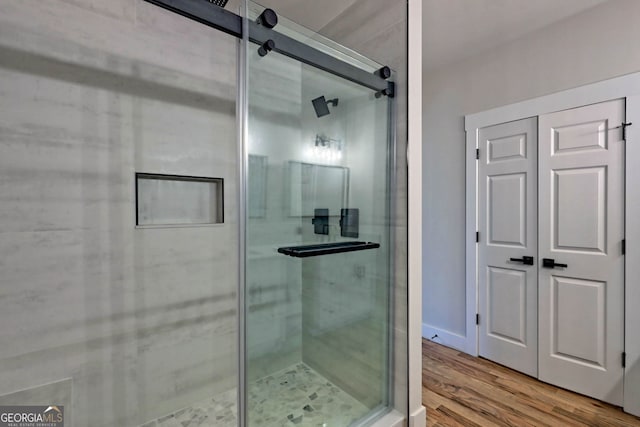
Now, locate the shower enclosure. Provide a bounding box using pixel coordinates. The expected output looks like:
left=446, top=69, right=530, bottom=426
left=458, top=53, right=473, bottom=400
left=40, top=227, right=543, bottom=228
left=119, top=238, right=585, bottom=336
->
left=243, top=4, right=395, bottom=426
left=0, top=0, right=404, bottom=426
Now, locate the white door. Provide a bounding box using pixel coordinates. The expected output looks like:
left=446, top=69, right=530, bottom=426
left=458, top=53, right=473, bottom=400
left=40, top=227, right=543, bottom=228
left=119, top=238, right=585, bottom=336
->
left=478, top=118, right=538, bottom=377
left=538, top=99, right=625, bottom=405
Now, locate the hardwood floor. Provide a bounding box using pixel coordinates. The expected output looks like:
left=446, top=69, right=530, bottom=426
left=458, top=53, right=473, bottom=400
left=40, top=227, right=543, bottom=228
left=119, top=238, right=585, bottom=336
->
left=422, top=339, right=640, bottom=426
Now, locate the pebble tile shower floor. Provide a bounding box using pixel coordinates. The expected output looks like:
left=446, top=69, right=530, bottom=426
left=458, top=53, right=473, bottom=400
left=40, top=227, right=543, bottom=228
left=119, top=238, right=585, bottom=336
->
left=141, top=363, right=368, bottom=427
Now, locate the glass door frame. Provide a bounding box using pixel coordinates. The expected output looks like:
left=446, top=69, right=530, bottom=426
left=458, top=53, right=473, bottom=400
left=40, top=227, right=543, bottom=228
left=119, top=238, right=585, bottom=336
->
left=241, top=31, right=398, bottom=427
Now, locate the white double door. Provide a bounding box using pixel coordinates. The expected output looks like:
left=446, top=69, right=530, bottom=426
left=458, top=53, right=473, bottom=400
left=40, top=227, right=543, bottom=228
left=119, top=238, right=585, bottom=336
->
left=478, top=99, right=626, bottom=405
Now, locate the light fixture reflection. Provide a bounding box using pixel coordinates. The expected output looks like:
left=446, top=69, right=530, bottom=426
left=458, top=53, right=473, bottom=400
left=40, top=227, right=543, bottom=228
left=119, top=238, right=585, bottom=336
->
left=312, top=134, right=343, bottom=162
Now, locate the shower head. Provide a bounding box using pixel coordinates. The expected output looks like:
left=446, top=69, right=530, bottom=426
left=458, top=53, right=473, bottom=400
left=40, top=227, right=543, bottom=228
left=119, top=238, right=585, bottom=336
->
left=208, top=0, right=229, bottom=7
left=312, top=96, right=330, bottom=118
left=311, top=96, right=339, bottom=118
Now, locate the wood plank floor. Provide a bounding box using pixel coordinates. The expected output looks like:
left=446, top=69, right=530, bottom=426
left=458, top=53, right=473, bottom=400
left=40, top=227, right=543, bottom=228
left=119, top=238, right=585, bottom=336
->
left=422, top=339, right=640, bottom=426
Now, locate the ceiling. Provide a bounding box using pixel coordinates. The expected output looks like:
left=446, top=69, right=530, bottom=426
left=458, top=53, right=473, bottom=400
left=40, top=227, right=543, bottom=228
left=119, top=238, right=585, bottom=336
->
left=422, top=0, right=610, bottom=72
left=250, top=0, right=610, bottom=73
left=252, top=0, right=360, bottom=32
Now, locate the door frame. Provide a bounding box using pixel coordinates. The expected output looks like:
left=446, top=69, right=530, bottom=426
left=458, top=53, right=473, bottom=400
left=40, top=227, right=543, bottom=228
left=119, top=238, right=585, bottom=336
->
left=464, top=72, right=640, bottom=417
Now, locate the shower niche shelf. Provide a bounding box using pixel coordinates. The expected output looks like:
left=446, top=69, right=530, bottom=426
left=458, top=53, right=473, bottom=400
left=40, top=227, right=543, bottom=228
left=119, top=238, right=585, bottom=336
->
left=136, top=173, right=224, bottom=227
left=277, top=241, right=380, bottom=258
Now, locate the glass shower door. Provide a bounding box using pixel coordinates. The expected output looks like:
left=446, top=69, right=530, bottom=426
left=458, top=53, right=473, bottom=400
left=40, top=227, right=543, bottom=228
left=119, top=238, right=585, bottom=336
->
left=244, top=7, right=394, bottom=426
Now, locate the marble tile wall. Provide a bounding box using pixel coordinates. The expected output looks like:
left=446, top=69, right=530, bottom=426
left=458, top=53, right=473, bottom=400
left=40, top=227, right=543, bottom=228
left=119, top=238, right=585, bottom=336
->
left=246, top=48, right=305, bottom=381
left=300, top=90, right=391, bottom=410
left=0, top=1, right=238, bottom=426
left=245, top=41, right=390, bottom=388
left=316, top=0, right=410, bottom=415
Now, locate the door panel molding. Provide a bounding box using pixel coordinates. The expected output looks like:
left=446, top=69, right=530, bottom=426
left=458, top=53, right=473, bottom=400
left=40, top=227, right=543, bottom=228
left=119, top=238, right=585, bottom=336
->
left=552, top=166, right=607, bottom=253
left=488, top=173, right=527, bottom=247
left=487, top=267, right=527, bottom=345
left=551, top=119, right=609, bottom=154
left=550, top=275, right=606, bottom=368
left=488, top=133, right=528, bottom=163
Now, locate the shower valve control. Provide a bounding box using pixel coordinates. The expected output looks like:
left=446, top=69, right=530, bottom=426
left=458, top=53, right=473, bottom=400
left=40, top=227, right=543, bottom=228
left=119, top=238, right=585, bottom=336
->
left=312, top=209, right=330, bottom=235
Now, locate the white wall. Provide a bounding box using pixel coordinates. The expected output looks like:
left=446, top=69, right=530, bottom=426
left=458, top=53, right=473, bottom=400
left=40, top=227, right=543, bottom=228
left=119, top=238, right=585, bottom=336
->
left=422, top=0, right=640, bottom=343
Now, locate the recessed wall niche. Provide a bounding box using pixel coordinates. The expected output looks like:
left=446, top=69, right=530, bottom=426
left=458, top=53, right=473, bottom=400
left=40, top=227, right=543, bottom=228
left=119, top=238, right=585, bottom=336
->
left=136, top=173, right=224, bottom=226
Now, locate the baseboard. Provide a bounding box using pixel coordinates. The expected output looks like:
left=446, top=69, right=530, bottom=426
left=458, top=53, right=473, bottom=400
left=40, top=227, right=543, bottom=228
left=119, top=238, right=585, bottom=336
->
left=409, top=405, right=426, bottom=427
left=422, top=323, right=468, bottom=352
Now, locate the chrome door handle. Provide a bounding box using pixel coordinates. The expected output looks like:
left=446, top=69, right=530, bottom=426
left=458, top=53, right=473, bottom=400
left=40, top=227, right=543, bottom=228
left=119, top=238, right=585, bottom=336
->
left=542, top=258, right=568, bottom=268
left=509, top=256, right=534, bottom=265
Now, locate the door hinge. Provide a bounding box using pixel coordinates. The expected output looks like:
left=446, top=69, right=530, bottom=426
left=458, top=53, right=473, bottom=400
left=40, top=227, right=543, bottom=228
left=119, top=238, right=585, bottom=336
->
left=476, top=231, right=480, bottom=243
left=476, top=313, right=480, bottom=325
left=622, top=239, right=626, bottom=255
left=476, top=148, right=480, bottom=160
left=623, top=352, right=626, bottom=368
left=622, top=122, right=633, bottom=141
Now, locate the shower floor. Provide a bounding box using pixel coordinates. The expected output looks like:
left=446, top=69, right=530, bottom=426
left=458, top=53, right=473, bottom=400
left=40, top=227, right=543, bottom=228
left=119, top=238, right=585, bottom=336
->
left=248, top=363, right=369, bottom=426
left=144, top=363, right=368, bottom=427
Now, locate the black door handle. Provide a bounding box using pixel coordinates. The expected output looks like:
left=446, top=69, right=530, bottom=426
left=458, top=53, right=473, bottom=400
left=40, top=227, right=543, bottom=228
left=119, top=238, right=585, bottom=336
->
left=509, top=256, right=534, bottom=265
left=542, top=258, right=568, bottom=268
